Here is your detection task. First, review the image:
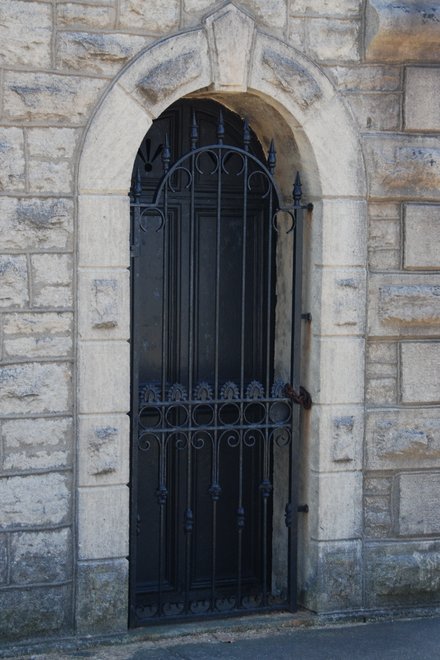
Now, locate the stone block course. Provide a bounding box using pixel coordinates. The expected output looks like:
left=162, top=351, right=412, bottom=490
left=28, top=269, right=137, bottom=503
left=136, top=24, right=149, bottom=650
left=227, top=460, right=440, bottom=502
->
left=0, top=127, right=25, bottom=193
left=0, top=256, right=29, bottom=309
left=364, top=493, right=392, bottom=539
left=0, top=584, right=71, bottom=640
left=9, top=528, right=72, bottom=584
left=405, top=67, right=440, bottom=131
left=326, top=64, right=401, bottom=92
left=76, top=559, right=128, bottom=633
left=3, top=312, right=73, bottom=360
left=288, top=17, right=361, bottom=63
left=30, top=254, right=73, bottom=308
left=368, top=203, right=400, bottom=271
left=345, top=93, right=400, bottom=131
left=401, top=342, right=440, bottom=404
left=27, top=127, right=79, bottom=195
left=404, top=204, right=440, bottom=270
left=0, top=1, right=52, bottom=69
left=56, top=3, right=116, bottom=30
left=366, top=341, right=397, bottom=406
left=396, top=472, right=440, bottom=536
left=0, top=362, right=72, bottom=415
left=118, top=0, right=180, bottom=33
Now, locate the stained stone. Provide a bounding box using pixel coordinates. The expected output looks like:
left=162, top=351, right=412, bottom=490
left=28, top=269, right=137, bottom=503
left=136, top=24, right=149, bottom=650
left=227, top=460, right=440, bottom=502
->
left=0, top=362, right=72, bottom=415
left=2, top=416, right=73, bottom=471
left=0, top=197, right=73, bottom=251
left=0, top=585, right=71, bottom=640
left=0, top=0, right=51, bottom=68
left=0, top=256, right=28, bottom=309
left=30, top=254, right=73, bottom=308
left=10, top=528, right=72, bottom=584
left=76, top=559, right=128, bottom=633
left=0, top=127, right=25, bottom=192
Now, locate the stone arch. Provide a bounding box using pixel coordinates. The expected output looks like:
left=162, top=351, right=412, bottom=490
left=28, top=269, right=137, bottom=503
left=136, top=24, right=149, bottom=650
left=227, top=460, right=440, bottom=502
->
left=76, top=3, right=367, bottom=631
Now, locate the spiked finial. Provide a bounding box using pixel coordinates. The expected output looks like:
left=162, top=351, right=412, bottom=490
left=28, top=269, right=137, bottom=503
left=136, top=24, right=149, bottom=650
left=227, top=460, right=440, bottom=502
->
left=267, top=139, right=276, bottom=174
left=162, top=134, right=171, bottom=173
left=190, top=110, right=198, bottom=150
left=133, top=164, right=142, bottom=201
left=293, top=171, right=302, bottom=207
left=217, top=109, right=225, bottom=144
left=243, top=118, right=250, bottom=152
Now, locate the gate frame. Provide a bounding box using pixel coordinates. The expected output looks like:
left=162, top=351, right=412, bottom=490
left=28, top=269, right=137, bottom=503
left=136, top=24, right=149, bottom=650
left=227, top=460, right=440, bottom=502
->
left=75, top=3, right=367, bottom=633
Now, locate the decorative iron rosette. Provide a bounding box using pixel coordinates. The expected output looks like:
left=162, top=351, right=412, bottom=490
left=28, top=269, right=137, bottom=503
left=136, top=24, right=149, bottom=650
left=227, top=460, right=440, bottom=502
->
left=167, top=383, right=188, bottom=402
left=271, top=379, right=286, bottom=398
left=193, top=382, right=213, bottom=401
left=139, top=383, right=160, bottom=403
left=220, top=381, right=240, bottom=400
left=246, top=380, right=265, bottom=399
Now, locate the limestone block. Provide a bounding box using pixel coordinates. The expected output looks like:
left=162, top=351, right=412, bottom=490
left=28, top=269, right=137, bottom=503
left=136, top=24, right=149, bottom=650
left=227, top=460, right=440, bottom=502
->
left=311, top=337, right=364, bottom=404
left=78, top=414, right=130, bottom=486
left=368, top=207, right=400, bottom=272
left=310, top=404, right=363, bottom=471
left=78, top=196, right=130, bottom=267
left=10, top=528, right=72, bottom=584
left=290, top=0, right=361, bottom=16
left=369, top=274, right=440, bottom=338
left=318, top=267, right=366, bottom=335
left=366, top=377, right=397, bottom=405
left=0, top=585, right=71, bottom=640
left=0, top=197, right=73, bottom=251
left=364, top=494, right=392, bottom=539
left=310, top=471, right=362, bottom=540
left=0, top=256, right=28, bottom=309
left=78, top=485, right=129, bottom=559
left=56, top=31, right=149, bottom=76
left=3, top=311, right=73, bottom=359
left=0, top=127, right=25, bottom=192
left=78, top=269, right=129, bottom=339
left=239, top=0, right=287, bottom=30
left=396, top=472, right=440, bottom=536
left=405, top=67, right=440, bottom=131
left=364, top=476, right=393, bottom=496
left=27, top=127, right=79, bottom=160
left=3, top=71, right=106, bottom=124
left=345, top=93, right=400, bottom=131
left=288, top=17, right=361, bottom=62
left=404, top=204, right=440, bottom=270
left=2, top=416, right=73, bottom=472
left=28, top=160, right=73, bottom=195
left=0, top=535, right=7, bottom=584
left=327, top=65, right=401, bottom=91
left=78, top=341, right=130, bottom=413
left=0, top=473, right=71, bottom=528
left=365, top=541, right=440, bottom=607
left=0, top=362, right=72, bottom=415
left=30, top=254, right=73, bottom=308
left=366, top=0, right=440, bottom=62
left=318, top=200, right=367, bottom=267
left=184, top=0, right=216, bottom=11
left=363, top=134, right=440, bottom=200
left=401, top=342, right=440, bottom=404
left=76, top=559, right=128, bottom=634
left=57, top=3, right=116, bottom=29
left=0, top=1, right=51, bottom=68
left=205, top=5, right=255, bottom=91
left=119, top=0, right=179, bottom=32
left=27, top=127, right=79, bottom=194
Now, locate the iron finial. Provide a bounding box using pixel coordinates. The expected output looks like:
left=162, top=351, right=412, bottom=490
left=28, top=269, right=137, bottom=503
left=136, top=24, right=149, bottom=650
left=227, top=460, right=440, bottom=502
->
left=243, top=118, right=251, bottom=151
left=190, top=109, right=198, bottom=150
left=133, top=164, right=142, bottom=201
left=268, top=139, right=276, bottom=174
left=293, top=171, right=302, bottom=207
left=217, top=109, right=225, bottom=144
left=162, top=133, right=171, bottom=173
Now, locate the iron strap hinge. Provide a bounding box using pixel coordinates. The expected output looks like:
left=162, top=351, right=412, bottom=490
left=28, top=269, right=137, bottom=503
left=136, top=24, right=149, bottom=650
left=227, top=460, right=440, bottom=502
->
left=284, top=383, right=312, bottom=410
left=130, top=243, right=140, bottom=259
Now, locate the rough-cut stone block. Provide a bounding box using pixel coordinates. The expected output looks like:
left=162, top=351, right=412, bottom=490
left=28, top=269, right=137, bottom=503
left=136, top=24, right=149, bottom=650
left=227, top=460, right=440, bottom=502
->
left=30, top=254, right=73, bottom=308
left=119, top=0, right=179, bottom=32
left=27, top=127, right=79, bottom=195
left=318, top=200, right=367, bottom=267
left=56, top=31, right=149, bottom=76
left=0, top=585, right=71, bottom=640
left=29, top=161, right=73, bottom=195
left=27, top=127, right=79, bottom=160
left=290, top=0, right=360, bottom=15
left=364, top=494, right=392, bottom=539
left=240, top=0, right=287, bottom=30
left=368, top=208, right=400, bottom=272
left=366, top=410, right=440, bottom=471
left=309, top=472, right=362, bottom=540
left=319, top=268, right=366, bottom=335
left=78, top=196, right=130, bottom=266
left=78, top=414, right=129, bottom=486
left=78, top=486, right=129, bottom=559
left=78, top=269, right=129, bottom=339
left=0, top=127, right=25, bottom=192
left=57, top=3, right=115, bottom=29
left=304, top=541, right=362, bottom=612
left=2, top=416, right=73, bottom=472
left=0, top=197, right=73, bottom=251
left=366, top=377, right=397, bottom=405
left=310, top=404, right=363, bottom=471
left=311, top=337, right=364, bottom=404
left=365, top=541, right=440, bottom=607
left=345, top=93, right=400, bottom=131
left=0, top=256, right=28, bottom=309
left=10, top=528, right=72, bottom=584
left=369, top=274, right=440, bottom=338
left=3, top=311, right=73, bottom=359
left=401, top=343, right=440, bottom=404
left=0, top=473, right=71, bottom=529
left=0, top=535, right=8, bottom=584
left=363, top=135, right=440, bottom=200
left=327, top=65, right=401, bottom=91
left=78, top=341, right=130, bottom=413
left=0, top=1, right=51, bottom=68
left=0, top=362, right=72, bottom=415
left=366, top=0, right=440, bottom=62
left=289, top=18, right=361, bottom=62
left=396, top=472, right=440, bottom=536
left=405, top=67, right=440, bottom=131
left=404, top=204, right=440, bottom=270
left=3, top=71, right=106, bottom=124
left=76, top=559, right=128, bottom=634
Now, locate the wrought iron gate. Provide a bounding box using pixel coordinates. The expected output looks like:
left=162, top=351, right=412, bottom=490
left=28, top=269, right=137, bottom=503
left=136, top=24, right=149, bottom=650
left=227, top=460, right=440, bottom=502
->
left=129, top=101, right=309, bottom=626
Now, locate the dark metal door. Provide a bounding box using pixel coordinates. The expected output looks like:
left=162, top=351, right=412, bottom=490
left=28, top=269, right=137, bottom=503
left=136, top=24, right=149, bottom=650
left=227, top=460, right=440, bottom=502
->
left=129, top=100, right=307, bottom=626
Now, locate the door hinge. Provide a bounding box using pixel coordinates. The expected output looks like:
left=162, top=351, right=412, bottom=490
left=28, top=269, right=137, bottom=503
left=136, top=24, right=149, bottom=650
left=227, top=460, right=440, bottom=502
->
left=284, top=383, right=312, bottom=410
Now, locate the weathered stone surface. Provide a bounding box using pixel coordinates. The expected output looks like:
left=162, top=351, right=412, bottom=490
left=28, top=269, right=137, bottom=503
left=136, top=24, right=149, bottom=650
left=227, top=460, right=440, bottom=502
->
left=327, top=64, right=401, bottom=91
left=56, top=31, right=148, bottom=76
left=366, top=409, right=440, bottom=470
left=206, top=5, right=255, bottom=91
left=310, top=404, right=363, bottom=471
left=29, top=160, right=73, bottom=195
left=0, top=473, right=71, bottom=529
left=76, top=559, right=128, bottom=634
left=138, top=51, right=202, bottom=105
left=30, top=254, right=73, bottom=308
left=78, top=485, right=129, bottom=559
left=366, top=340, right=397, bottom=406
left=0, top=256, right=28, bottom=309
left=289, top=17, right=361, bottom=62
left=364, top=494, right=392, bottom=539
left=365, top=541, right=440, bottom=607
left=78, top=270, right=129, bottom=339
left=318, top=200, right=367, bottom=267
left=3, top=71, right=106, bottom=124
left=0, top=535, right=8, bottom=584
left=78, top=341, right=130, bottom=413
left=368, top=206, right=400, bottom=272
left=0, top=585, right=71, bottom=640
left=345, top=93, right=400, bottom=131
left=0, top=1, right=52, bottom=68
left=0, top=128, right=25, bottom=192
left=0, top=197, right=73, bottom=251
left=405, top=67, right=440, bottom=131
left=57, top=3, right=116, bottom=29
left=27, top=127, right=79, bottom=160
left=118, top=0, right=179, bottom=32
left=10, top=528, right=72, bottom=584
left=310, top=471, right=362, bottom=540
left=401, top=343, right=440, bottom=404
left=260, top=48, right=322, bottom=110
left=27, top=127, right=79, bottom=194
left=366, top=0, right=440, bottom=62
left=240, top=0, right=287, bottom=30
left=364, top=135, right=440, bottom=200
left=0, top=362, right=72, bottom=415
left=311, top=337, right=365, bottom=404
left=319, top=268, right=366, bottom=335
left=290, top=0, right=361, bottom=16
left=396, top=472, right=440, bottom=536
left=2, top=416, right=73, bottom=472
left=404, top=204, right=440, bottom=270
left=3, top=311, right=73, bottom=359
left=78, top=414, right=129, bottom=486
left=78, top=196, right=130, bottom=266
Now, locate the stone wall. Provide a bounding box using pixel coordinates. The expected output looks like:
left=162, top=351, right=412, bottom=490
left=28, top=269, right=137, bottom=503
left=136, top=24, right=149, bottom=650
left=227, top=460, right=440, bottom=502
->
left=0, top=0, right=439, bottom=641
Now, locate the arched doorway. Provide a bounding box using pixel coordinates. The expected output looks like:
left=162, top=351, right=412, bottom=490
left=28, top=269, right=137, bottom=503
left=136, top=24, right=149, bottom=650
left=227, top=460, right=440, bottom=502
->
left=129, top=99, right=307, bottom=625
